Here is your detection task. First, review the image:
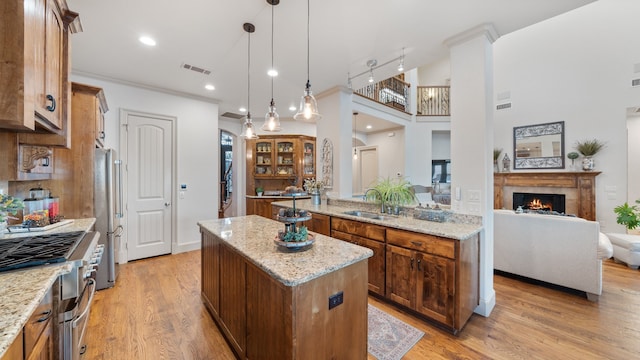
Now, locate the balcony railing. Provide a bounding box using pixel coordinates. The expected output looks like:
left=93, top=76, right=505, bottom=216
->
left=354, top=77, right=410, bottom=113
left=417, top=86, right=450, bottom=116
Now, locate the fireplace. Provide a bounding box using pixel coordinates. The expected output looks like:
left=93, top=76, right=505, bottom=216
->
left=513, top=192, right=566, bottom=213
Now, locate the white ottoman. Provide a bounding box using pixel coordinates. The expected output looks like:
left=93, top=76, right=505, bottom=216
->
left=606, top=233, right=640, bottom=270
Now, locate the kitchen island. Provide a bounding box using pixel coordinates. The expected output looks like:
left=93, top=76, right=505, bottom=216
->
left=0, top=218, right=96, bottom=358
left=198, top=215, right=373, bottom=360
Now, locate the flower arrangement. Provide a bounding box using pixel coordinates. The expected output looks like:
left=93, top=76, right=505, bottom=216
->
left=493, top=148, right=503, bottom=162
left=0, top=194, right=24, bottom=222
left=303, top=178, right=324, bottom=194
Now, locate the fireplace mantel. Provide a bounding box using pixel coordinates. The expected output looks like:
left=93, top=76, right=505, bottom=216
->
left=494, top=171, right=601, bottom=220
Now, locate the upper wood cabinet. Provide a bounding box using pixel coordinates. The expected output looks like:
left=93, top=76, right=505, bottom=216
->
left=246, top=135, right=316, bottom=194
left=0, top=0, right=81, bottom=147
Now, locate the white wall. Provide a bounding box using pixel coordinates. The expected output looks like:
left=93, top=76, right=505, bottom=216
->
left=493, top=0, right=640, bottom=232
left=366, top=128, right=406, bottom=180
left=71, top=74, right=219, bottom=255
left=432, top=131, right=451, bottom=160
left=628, top=114, right=640, bottom=203
left=418, top=56, right=451, bottom=85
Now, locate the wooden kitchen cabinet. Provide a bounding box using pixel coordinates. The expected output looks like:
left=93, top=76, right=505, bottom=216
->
left=246, top=197, right=280, bottom=219
left=218, top=243, right=247, bottom=356
left=0, top=0, right=81, bottom=147
left=1, top=284, right=55, bottom=360
left=201, top=229, right=220, bottom=318
left=331, top=217, right=386, bottom=296
left=386, top=228, right=478, bottom=333
left=0, top=330, right=23, bottom=360
left=246, top=135, right=315, bottom=195
left=43, top=82, right=109, bottom=219
left=303, top=212, right=330, bottom=236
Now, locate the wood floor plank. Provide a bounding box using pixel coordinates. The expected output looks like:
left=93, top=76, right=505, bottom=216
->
left=84, top=252, right=640, bottom=359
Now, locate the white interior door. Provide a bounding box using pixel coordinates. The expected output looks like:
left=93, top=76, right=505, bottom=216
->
left=123, top=112, right=173, bottom=261
left=360, top=147, right=379, bottom=191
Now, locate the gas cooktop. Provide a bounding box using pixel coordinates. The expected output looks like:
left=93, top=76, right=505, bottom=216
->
left=0, top=231, right=87, bottom=272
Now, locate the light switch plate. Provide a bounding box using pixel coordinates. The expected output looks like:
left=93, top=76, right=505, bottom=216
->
left=468, top=190, right=481, bottom=201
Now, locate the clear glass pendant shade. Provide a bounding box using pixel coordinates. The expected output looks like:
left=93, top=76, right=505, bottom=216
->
left=293, top=81, right=321, bottom=122
left=241, top=114, right=259, bottom=139
left=262, top=100, right=281, bottom=131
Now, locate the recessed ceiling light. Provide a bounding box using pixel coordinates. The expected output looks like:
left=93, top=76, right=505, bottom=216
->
left=239, top=107, right=247, bottom=113
left=289, top=106, right=296, bottom=111
left=204, top=84, right=215, bottom=91
left=139, top=36, right=156, bottom=46
left=366, top=125, right=372, bottom=129
left=267, top=69, right=278, bottom=77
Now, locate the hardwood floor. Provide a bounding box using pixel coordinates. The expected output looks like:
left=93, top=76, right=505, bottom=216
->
left=84, top=251, right=640, bottom=359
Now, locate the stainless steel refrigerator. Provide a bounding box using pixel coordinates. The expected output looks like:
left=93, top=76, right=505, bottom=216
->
left=94, top=148, right=123, bottom=290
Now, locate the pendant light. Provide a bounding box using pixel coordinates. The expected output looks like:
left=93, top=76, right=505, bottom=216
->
left=293, top=0, right=321, bottom=122
left=262, top=0, right=281, bottom=132
left=241, top=23, right=259, bottom=139
left=353, top=112, right=358, bottom=160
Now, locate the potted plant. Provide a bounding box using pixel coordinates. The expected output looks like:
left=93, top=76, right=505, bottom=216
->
left=255, top=186, right=264, bottom=196
left=367, top=177, right=416, bottom=213
left=0, top=194, right=24, bottom=233
left=493, top=148, right=503, bottom=173
left=567, top=151, right=579, bottom=170
left=614, top=200, right=640, bottom=230
left=574, top=139, right=606, bottom=171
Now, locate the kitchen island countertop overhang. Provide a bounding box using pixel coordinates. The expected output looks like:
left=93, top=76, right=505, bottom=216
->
left=197, top=215, right=373, bottom=286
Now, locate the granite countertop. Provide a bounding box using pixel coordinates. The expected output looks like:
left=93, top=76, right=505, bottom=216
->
left=198, top=215, right=373, bottom=287
left=272, top=199, right=483, bottom=241
left=246, top=194, right=310, bottom=199
left=0, top=218, right=96, bottom=358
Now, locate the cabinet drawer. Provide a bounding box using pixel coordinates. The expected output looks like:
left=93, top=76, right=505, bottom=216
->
left=24, top=286, right=54, bottom=358
left=387, top=228, right=455, bottom=259
left=331, top=217, right=385, bottom=242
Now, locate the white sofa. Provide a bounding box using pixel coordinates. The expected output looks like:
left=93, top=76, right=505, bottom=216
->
left=494, top=209, right=612, bottom=301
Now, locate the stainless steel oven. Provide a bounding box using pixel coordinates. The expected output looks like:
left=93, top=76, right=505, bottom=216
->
left=57, top=231, right=103, bottom=360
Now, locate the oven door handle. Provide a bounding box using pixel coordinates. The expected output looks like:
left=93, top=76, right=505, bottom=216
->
left=72, top=278, right=97, bottom=328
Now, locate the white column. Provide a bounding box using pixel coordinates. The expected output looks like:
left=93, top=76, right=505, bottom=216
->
left=444, top=24, right=498, bottom=317
left=315, top=86, right=354, bottom=199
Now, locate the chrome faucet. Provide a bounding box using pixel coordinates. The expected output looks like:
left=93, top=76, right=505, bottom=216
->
left=363, top=188, right=385, bottom=213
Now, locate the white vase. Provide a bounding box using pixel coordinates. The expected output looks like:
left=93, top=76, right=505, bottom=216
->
left=0, top=212, right=7, bottom=235
left=582, top=156, right=595, bottom=171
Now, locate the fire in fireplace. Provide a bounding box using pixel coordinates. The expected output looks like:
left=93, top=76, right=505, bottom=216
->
left=513, top=192, right=566, bottom=213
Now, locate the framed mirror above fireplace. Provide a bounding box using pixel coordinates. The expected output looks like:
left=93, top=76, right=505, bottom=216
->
left=513, top=121, right=564, bottom=169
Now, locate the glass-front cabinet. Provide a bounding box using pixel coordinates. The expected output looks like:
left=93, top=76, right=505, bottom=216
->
left=302, top=140, right=315, bottom=178
left=275, top=140, right=295, bottom=176
left=254, top=140, right=274, bottom=177
left=246, top=135, right=316, bottom=196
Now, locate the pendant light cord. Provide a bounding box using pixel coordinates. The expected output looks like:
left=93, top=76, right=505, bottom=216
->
left=306, top=0, right=310, bottom=83
left=247, top=28, right=251, bottom=116
left=271, top=3, right=274, bottom=102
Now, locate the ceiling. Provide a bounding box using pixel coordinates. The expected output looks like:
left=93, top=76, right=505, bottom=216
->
left=67, top=0, right=595, bottom=132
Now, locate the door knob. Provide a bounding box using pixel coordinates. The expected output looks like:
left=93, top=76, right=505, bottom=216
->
left=164, top=202, right=171, bottom=207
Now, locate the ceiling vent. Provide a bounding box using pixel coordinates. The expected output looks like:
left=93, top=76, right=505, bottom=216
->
left=221, top=112, right=245, bottom=119
left=181, top=63, right=211, bottom=75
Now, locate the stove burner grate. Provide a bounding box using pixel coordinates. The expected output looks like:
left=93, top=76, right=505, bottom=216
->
left=0, top=231, right=86, bottom=272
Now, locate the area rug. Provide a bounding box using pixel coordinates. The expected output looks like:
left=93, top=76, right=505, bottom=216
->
left=368, top=304, right=425, bottom=360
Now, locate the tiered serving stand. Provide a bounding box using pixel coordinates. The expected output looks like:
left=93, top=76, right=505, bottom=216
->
left=274, top=192, right=315, bottom=251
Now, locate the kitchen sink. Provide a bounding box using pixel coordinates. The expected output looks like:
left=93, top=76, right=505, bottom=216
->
left=342, top=210, right=393, bottom=221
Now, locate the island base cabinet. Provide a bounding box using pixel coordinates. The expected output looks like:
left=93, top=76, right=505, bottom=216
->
left=246, top=260, right=368, bottom=360
left=201, top=226, right=369, bottom=360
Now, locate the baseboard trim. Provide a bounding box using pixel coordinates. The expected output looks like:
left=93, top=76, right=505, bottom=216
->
left=474, top=288, right=496, bottom=317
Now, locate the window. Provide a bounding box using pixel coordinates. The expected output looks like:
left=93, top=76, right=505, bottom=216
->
left=432, top=160, right=451, bottom=184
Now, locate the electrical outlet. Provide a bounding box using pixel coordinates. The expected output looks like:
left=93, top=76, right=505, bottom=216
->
left=328, top=291, right=344, bottom=310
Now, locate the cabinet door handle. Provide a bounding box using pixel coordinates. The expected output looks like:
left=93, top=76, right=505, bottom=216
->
left=411, top=241, right=423, bottom=247
left=417, top=259, right=423, bottom=271
left=37, top=309, right=52, bottom=322
left=46, top=94, right=56, bottom=112
left=410, top=258, right=414, bottom=270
